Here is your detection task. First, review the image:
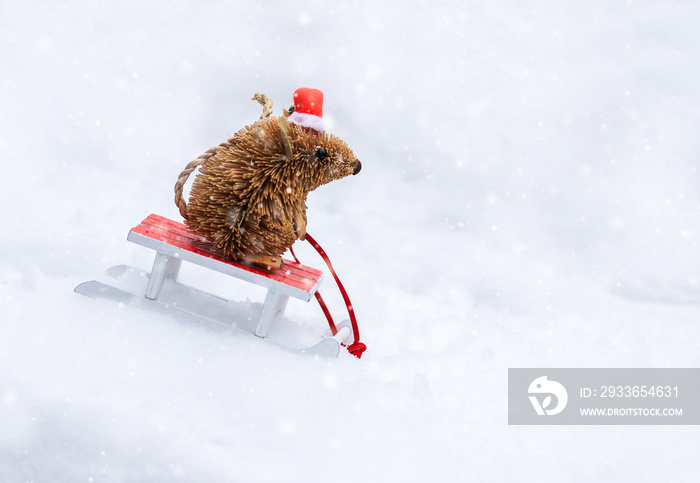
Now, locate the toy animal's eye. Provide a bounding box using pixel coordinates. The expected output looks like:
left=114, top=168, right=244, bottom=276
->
left=315, top=147, right=328, bottom=160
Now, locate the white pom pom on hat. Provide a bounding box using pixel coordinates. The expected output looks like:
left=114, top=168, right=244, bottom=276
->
left=287, top=87, right=325, bottom=132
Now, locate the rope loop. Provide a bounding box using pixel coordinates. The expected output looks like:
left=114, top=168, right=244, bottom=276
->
left=291, top=235, right=366, bottom=358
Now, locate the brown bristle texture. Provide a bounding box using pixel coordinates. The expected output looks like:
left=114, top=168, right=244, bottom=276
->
left=180, top=116, right=359, bottom=264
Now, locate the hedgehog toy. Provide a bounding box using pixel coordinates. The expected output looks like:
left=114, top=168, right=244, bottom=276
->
left=174, top=88, right=361, bottom=269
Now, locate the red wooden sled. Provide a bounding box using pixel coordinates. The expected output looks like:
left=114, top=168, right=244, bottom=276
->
left=75, top=214, right=353, bottom=357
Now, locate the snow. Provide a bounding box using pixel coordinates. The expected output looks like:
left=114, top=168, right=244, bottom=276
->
left=1, top=0, right=700, bottom=481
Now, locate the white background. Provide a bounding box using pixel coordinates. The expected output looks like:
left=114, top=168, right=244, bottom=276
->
left=1, top=1, right=699, bottom=481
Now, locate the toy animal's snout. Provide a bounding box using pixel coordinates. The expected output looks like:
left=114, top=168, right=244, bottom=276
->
left=352, top=159, right=362, bottom=175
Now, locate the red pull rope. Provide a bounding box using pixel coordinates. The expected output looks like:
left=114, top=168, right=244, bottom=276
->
left=313, top=291, right=338, bottom=336
left=289, top=235, right=366, bottom=358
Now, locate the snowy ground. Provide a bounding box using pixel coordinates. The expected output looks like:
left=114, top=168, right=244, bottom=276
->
left=2, top=1, right=700, bottom=481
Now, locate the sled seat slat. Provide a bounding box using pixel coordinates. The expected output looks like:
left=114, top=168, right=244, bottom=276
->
left=127, top=214, right=323, bottom=302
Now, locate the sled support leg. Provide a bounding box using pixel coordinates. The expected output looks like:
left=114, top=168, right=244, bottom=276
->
left=255, top=290, right=289, bottom=337
left=146, top=252, right=182, bottom=300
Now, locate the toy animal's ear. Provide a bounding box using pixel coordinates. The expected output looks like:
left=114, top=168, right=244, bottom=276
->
left=277, top=117, right=293, bottom=159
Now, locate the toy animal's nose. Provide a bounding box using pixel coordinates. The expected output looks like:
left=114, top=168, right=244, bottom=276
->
left=352, top=160, right=362, bottom=175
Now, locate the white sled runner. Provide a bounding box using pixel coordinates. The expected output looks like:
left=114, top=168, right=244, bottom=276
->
left=74, top=214, right=353, bottom=358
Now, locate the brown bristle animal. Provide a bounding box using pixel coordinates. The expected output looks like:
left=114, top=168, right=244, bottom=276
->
left=174, top=90, right=361, bottom=269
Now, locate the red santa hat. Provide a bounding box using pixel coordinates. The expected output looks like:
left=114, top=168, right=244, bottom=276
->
left=287, top=87, right=325, bottom=132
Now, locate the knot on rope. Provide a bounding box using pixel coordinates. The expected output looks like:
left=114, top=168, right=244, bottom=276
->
left=347, top=341, right=367, bottom=359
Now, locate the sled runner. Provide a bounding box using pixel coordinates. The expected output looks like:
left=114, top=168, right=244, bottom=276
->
left=74, top=214, right=356, bottom=358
